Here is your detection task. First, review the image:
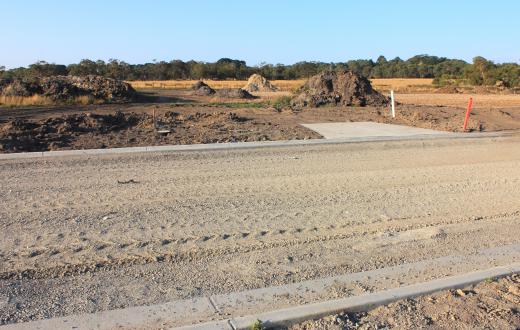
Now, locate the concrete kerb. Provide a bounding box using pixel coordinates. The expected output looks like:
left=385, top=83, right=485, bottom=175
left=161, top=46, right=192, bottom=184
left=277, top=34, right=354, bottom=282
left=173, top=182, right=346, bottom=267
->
left=3, top=254, right=519, bottom=330
left=0, top=131, right=509, bottom=161
left=209, top=243, right=520, bottom=317
left=229, top=263, right=520, bottom=330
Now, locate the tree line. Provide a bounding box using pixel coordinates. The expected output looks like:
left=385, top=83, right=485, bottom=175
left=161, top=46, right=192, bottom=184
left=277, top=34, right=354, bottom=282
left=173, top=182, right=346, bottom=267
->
left=1, top=55, right=519, bottom=87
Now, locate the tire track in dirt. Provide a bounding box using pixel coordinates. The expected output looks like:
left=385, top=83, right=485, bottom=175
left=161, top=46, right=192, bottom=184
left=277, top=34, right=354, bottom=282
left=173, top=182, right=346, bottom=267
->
left=2, top=210, right=518, bottom=280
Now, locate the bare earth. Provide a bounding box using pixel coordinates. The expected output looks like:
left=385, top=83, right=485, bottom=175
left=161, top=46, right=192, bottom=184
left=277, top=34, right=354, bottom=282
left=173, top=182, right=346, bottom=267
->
left=1, top=136, right=520, bottom=325
left=1, top=89, right=520, bottom=153
left=290, top=275, right=520, bottom=330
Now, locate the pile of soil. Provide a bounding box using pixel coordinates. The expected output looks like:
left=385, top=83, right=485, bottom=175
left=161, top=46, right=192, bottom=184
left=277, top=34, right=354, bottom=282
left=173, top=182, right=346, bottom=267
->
left=291, top=70, right=390, bottom=108
left=190, top=81, right=215, bottom=96
left=243, top=74, right=278, bottom=92
left=0, top=110, right=316, bottom=153
left=0, top=112, right=143, bottom=152
left=215, top=88, right=256, bottom=99
left=0, top=76, right=136, bottom=102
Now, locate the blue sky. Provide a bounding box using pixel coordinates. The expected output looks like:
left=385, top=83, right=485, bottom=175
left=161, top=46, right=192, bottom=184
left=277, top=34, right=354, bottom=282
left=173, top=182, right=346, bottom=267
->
left=1, top=0, right=519, bottom=68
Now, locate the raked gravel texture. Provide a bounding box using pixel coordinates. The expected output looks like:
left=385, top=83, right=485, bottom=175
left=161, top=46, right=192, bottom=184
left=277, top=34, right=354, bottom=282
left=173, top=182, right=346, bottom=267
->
left=1, top=136, right=520, bottom=325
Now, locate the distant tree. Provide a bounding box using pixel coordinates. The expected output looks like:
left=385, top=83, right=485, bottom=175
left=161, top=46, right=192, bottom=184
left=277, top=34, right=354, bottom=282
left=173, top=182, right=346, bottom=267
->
left=347, top=59, right=374, bottom=77
left=494, top=63, right=520, bottom=87
left=1, top=55, right=517, bottom=86
left=26, top=61, right=67, bottom=79
left=105, top=59, right=131, bottom=80
left=169, top=60, right=189, bottom=79
left=68, top=59, right=100, bottom=76
left=463, top=56, right=496, bottom=85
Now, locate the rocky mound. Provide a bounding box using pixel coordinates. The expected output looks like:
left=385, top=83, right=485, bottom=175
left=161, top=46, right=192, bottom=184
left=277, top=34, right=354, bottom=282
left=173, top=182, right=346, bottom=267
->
left=291, top=70, right=390, bottom=107
left=215, top=88, right=256, bottom=99
left=191, top=81, right=215, bottom=96
left=0, top=75, right=136, bottom=102
left=243, top=74, right=278, bottom=92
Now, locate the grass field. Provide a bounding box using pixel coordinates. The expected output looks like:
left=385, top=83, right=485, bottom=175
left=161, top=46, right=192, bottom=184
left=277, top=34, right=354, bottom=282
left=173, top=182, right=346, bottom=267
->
left=0, top=95, right=101, bottom=107
left=371, top=78, right=434, bottom=93
left=128, top=78, right=435, bottom=93
left=0, top=95, right=55, bottom=107
left=396, top=93, right=520, bottom=108
left=128, top=79, right=306, bottom=92
left=3, top=78, right=518, bottom=108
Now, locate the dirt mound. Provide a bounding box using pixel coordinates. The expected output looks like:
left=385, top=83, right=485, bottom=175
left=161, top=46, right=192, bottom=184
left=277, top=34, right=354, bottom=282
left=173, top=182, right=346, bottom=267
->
left=215, top=88, right=256, bottom=99
left=243, top=74, right=278, bottom=92
left=0, top=112, right=143, bottom=152
left=291, top=70, right=390, bottom=107
left=0, top=109, right=317, bottom=153
left=191, top=81, right=215, bottom=96
left=0, top=76, right=136, bottom=102
left=41, top=76, right=136, bottom=101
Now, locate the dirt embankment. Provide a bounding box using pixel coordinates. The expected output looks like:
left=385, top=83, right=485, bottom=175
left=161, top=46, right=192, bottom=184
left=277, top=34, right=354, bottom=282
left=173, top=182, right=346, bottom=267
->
left=2, top=99, right=519, bottom=153
left=290, top=275, right=520, bottom=330
left=0, top=110, right=318, bottom=152
left=291, top=70, right=390, bottom=108
left=0, top=75, right=136, bottom=102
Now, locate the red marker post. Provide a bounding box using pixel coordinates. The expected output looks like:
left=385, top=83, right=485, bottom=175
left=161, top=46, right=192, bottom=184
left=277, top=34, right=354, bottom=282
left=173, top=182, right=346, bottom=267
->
left=463, top=97, right=473, bottom=131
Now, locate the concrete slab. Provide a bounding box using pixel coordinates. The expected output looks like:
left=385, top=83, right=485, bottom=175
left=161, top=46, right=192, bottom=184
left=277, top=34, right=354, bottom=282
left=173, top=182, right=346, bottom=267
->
left=301, top=122, right=452, bottom=139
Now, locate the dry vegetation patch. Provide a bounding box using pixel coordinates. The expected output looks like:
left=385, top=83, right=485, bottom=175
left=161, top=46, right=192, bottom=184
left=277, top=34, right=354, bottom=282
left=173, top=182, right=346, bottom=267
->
left=128, top=79, right=306, bottom=92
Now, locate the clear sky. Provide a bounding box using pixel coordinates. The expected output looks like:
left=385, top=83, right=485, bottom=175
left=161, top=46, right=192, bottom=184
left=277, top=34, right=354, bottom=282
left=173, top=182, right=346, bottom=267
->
left=1, top=0, right=519, bottom=69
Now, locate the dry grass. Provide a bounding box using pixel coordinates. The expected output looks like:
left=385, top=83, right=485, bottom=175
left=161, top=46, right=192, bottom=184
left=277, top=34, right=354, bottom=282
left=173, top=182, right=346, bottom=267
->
left=0, top=95, right=55, bottom=107
left=128, top=79, right=306, bottom=92
left=0, top=95, right=98, bottom=107
left=396, top=93, right=520, bottom=108
left=371, top=78, right=434, bottom=93
left=128, top=78, right=434, bottom=93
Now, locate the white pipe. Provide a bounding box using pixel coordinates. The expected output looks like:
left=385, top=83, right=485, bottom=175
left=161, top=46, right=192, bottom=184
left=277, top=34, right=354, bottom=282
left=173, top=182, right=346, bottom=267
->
left=390, top=90, right=395, bottom=118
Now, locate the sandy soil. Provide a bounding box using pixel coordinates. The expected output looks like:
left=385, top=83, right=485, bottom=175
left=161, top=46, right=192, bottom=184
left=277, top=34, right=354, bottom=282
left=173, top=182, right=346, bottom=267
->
left=1, top=89, right=520, bottom=153
left=1, top=137, right=520, bottom=325
left=290, top=274, right=520, bottom=330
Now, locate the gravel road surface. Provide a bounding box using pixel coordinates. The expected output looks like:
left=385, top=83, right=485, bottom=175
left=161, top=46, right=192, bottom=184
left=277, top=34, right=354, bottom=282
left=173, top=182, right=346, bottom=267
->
left=1, top=136, right=520, bottom=325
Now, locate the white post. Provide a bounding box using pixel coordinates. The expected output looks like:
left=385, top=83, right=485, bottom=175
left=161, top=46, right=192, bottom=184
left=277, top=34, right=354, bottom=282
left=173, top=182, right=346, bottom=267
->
left=390, top=90, right=395, bottom=118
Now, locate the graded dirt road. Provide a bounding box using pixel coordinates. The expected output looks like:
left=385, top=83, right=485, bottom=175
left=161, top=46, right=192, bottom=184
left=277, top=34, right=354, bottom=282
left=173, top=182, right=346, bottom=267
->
left=1, top=136, right=520, bottom=325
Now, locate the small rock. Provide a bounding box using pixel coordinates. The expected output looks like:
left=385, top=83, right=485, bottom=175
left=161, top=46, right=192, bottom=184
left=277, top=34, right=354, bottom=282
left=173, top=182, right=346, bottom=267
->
left=508, top=285, right=520, bottom=296
left=456, top=289, right=466, bottom=297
